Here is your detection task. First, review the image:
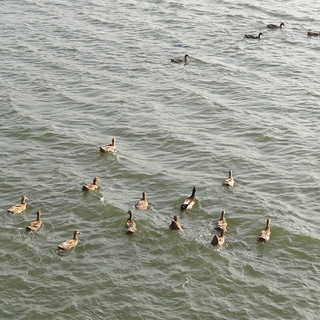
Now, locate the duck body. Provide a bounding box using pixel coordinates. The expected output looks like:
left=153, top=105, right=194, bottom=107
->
left=211, top=230, right=225, bottom=248
left=223, top=170, right=234, bottom=187
left=58, top=230, right=82, bottom=250
left=135, top=192, right=148, bottom=210
left=100, top=138, right=116, bottom=153
left=125, top=210, right=137, bottom=234
left=169, top=216, right=182, bottom=230
left=82, top=177, right=100, bottom=191
left=307, top=31, right=320, bottom=36
left=7, top=196, right=28, bottom=214
left=181, top=187, right=196, bottom=210
left=244, top=32, right=263, bottom=39
left=215, top=210, right=227, bottom=232
left=26, top=210, right=42, bottom=232
left=258, top=218, right=271, bottom=242
left=267, top=23, right=285, bottom=28
left=171, top=54, right=190, bottom=63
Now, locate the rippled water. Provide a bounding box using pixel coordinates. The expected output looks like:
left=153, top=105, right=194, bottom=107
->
left=1, top=0, right=320, bottom=319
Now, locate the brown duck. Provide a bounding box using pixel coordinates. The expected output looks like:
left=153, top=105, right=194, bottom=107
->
left=169, top=216, right=182, bottom=230
left=26, top=210, right=42, bottom=232
left=258, top=218, right=271, bottom=242
left=7, top=196, right=28, bottom=214
left=171, top=54, right=190, bottom=63
left=125, top=210, right=137, bottom=234
left=135, top=192, right=148, bottom=210
left=223, top=170, right=234, bottom=187
left=82, top=177, right=100, bottom=191
left=211, top=229, right=225, bottom=248
left=181, top=187, right=196, bottom=210
left=58, top=230, right=82, bottom=250
left=267, top=23, right=285, bottom=29
left=100, top=138, right=116, bottom=153
left=307, top=31, right=320, bottom=36
left=244, top=32, right=263, bottom=39
left=215, top=210, right=227, bottom=232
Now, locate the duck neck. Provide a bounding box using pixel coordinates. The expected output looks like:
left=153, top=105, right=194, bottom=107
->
left=266, top=219, right=270, bottom=229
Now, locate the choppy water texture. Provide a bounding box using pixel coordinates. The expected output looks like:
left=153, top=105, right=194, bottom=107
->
left=1, top=0, right=320, bottom=319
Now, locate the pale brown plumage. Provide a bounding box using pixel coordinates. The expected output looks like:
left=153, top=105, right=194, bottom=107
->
left=82, top=177, right=100, bottom=191
left=26, top=210, right=42, bottom=232
left=215, top=210, right=227, bottom=232
left=169, top=216, right=182, bottom=230
left=258, top=218, right=271, bottom=242
left=7, top=196, right=28, bottom=214
left=58, top=230, right=82, bottom=250
left=135, top=192, right=148, bottom=210
left=181, top=187, right=196, bottom=210
left=100, top=138, right=116, bottom=153
left=223, top=170, right=234, bottom=187
left=211, top=229, right=225, bottom=248
left=125, top=210, right=137, bottom=234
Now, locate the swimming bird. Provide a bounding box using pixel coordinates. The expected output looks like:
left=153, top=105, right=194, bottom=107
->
left=307, top=31, right=320, bottom=36
left=82, top=177, right=100, bottom=191
left=258, top=218, right=271, bottom=242
left=215, top=210, right=227, bottom=232
left=223, top=170, right=234, bottom=187
left=100, top=138, right=116, bottom=153
left=169, top=216, right=182, bottom=230
left=26, top=210, right=42, bottom=232
left=7, top=196, right=28, bottom=214
left=58, top=230, right=82, bottom=250
left=211, top=229, right=225, bottom=248
left=244, top=32, right=263, bottom=39
left=267, top=23, right=285, bottom=28
left=135, top=192, right=148, bottom=210
left=171, top=54, right=190, bottom=63
left=181, top=187, right=196, bottom=210
left=125, top=210, right=137, bottom=234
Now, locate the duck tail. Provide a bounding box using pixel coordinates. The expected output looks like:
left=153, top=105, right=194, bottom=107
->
left=181, top=204, right=188, bottom=210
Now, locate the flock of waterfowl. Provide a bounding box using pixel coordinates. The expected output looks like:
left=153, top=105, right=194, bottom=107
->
left=242, top=22, right=319, bottom=40
left=170, top=23, right=319, bottom=63
left=6, top=138, right=271, bottom=251
left=13, top=21, right=312, bottom=248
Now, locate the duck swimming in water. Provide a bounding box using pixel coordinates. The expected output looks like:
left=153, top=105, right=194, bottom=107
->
left=171, top=54, right=190, bottom=63
left=169, top=216, right=182, bottom=230
left=223, top=170, right=234, bottom=187
left=125, top=210, right=137, bottom=234
left=244, top=32, right=263, bottom=39
left=58, top=230, right=82, bottom=250
left=307, top=31, right=320, bottom=36
left=100, top=138, right=116, bottom=153
left=26, top=210, right=42, bottom=232
left=181, top=187, right=196, bottom=210
left=211, top=229, right=225, bottom=248
left=135, top=192, right=148, bottom=210
left=258, top=218, right=271, bottom=242
left=267, top=23, right=285, bottom=28
left=7, top=196, right=28, bottom=214
left=215, top=210, right=227, bottom=232
left=82, top=177, right=100, bottom=191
